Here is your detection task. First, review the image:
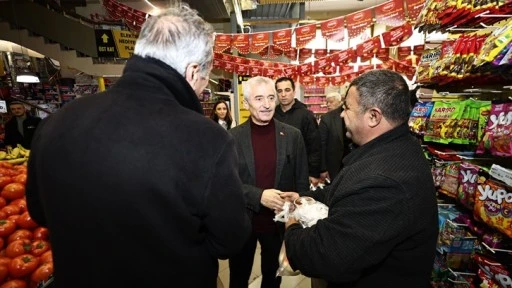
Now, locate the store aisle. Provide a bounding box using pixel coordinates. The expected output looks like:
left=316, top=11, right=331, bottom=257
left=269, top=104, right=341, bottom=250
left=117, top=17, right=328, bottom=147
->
left=218, top=245, right=310, bottom=288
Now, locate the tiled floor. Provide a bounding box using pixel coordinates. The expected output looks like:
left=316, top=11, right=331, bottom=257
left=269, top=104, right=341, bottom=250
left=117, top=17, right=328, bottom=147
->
left=218, top=245, right=310, bottom=288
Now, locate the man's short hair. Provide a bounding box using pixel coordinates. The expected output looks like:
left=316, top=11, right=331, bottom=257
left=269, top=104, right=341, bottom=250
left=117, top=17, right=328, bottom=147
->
left=275, top=77, right=295, bottom=91
left=9, top=101, right=24, bottom=106
left=326, top=92, right=341, bottom=102
left=243, top=76, right=276, bottom=101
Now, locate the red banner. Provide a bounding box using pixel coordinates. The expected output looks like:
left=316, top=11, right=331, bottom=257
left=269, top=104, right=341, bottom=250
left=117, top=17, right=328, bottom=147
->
left=301, top=76, right=315, bottom=86
left=314, top=49, right=328, bottom=59
left=232, top=34, right=250, bottom=54
left=250, top=66, right=263, bottom=77
left=331, top=75, right=346, bottom=86
left=221, top=54, right=233, bottom=62
left=235, top=64, right=250, bottom=75
left=405, top=0, right=426, bottom=22
left=346, top=8, right=373, bottom=39
left=232, top=56, right=249, bottom=65
left=397, top=46, right=412, bottom=61
left=213, top=59, right=222, bottom=70
left=322, top=65, right=337, bottom=75
left=335, top=48, right=357, bottom=65
left=356, top=37, right=382, bottom=59
left=382, top=22, right=413, bottom=47
left=320, top=16, right=345, bottom=42
left=251, top=32, right=270, bottom=53
left=295, top=24, right=317, bottom=48
left=263, top=67, right=282, bottom=79
left=375, top=47, right=390, bottom=61
left=375, top=0, right=406, bottom=27
left=224, top=61, right=235, bottom=73
left=272, top=29, right=292, bottom=51
left=259, top=45, right=283, bottom=59
left=247, top=59, right=263, bottom=67
left=214, top=34, right=232, bottom=53
left=299, top=48, right=313, bottom=62
left=283, top=66, right=297, bottom=78
left=314, top=57, right=330, bottom=74
left=284, top=48, right=298, bottom=61
left=316, top=76, right=330, bottom=87
left=298, top=63, right=313, bottom=76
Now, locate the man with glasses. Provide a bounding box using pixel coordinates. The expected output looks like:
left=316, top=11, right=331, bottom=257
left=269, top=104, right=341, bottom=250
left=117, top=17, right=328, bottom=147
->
left=280, top=70, right=438, bottom=287
left=274, top=77, right=321, bottom=188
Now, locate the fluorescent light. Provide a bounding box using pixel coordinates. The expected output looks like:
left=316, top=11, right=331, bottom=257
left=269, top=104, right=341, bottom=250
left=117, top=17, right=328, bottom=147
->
left=16, top=71, right=40, bottom=83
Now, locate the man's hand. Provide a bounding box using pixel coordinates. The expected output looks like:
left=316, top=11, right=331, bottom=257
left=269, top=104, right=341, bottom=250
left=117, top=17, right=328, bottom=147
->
left=285, top=216, right=299, bottom=229
left=320, top=172, right=330, bottom=184
left=279, top=192, right=300, bottom=202
left=309, top=176, right=320, bottom=187
left=261, top=189, right=285, bottom=211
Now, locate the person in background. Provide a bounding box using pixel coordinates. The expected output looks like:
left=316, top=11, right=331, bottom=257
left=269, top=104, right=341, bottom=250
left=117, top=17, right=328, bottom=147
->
left=26, top=4, right=251, bottom=288
left=228, top=76, right=309, bottom=288
left=281, top=70, right=438, bottom=287
left=4, top=101, right=41, bottom=149
left=274, top=77, right=321, bottom=188
left=211, top=100, right=236, bottom=130
left=325, top=91, right=343, bottom=112
left=318, top=92, right=350, bottom=187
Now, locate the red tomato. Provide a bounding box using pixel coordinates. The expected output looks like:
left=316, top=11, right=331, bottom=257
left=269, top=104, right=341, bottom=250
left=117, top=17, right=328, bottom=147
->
left=0, top=176, right=12, bottom=190
left=5, top=239, right=32, bottom=258
left=9, top=254, right=39, bottom=278
left=30, top=262, right=53, bottom=283
left=0, top=168, right=13, bottom=177
left=1, top=205, right=21, bottom=217
left=0, top=163, right=13, bottom=169
left=0, top=211, right=6, bottom=220
left=0, top=279, right=28, bottom=288
left=30, top=240, right=50, bottom=257
left=0, top=238, right=3, bottom=250
left=0, top=197, right=6, bottom=209
left=16, top=212, right=38, bottom=230
left=40, top=250, right=53, bottom=264
left=12, top=175, right=26, bottom=185
left=32, top=227, right=49, bottom=241
left=7, top=215, right=19, bottom=224
left=1, top=183, right=25, bottom=200
left=0, top=257, right=11, bottom=267
left=7, top=229, right=32, bottom=244
left=0, top=264, right=8, bottom=283
left=9, top=199, right=27, bottom=214
left=0, top=220, right=16, bottom=237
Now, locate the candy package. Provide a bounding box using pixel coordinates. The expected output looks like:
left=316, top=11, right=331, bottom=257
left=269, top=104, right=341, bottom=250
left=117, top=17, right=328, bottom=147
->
left=409, top=101, right=435, bottom=135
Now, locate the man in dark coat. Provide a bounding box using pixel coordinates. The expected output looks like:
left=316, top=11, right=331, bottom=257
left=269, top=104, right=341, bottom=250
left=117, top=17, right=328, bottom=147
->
left=4, top=101, right=41, bottom=149
left=281, top=70, right=438, bottom=287
left=228, top=76, right=309, bottom=288
left=274, top=77, right=321, bottom=187
left=25, top=5, right=251, bottom=288
left=319, top=92, right=350, bottom=184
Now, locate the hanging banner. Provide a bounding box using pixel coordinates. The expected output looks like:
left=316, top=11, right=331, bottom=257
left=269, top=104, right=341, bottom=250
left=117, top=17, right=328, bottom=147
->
left=260, top=46, right=283, bottom=59
left=214, top=34, right=232, bottom=53
left=298, top=63, right=313, bottom=76
left=331, top=75, right=346, bottom=86
left=320, top=16, right=345, bottom=42
left=263, top=67, right=281, bottom=78
left=232, top=34, right=250, bottom=54
left=356, top=36, right=382, bottom=62
left=300, top=75, right=315, bottom=86
left=346, top=8, right=373, bottom=39
left=272, top=29, right=293, bottom=51
left=322, top=64, right=337, bottom=75
left=224, top=61, right=235, bottom=73
left=314, top=57, right=330, bottom=74
left=247, top=59, right=263, bottom=67
left=299, top=48, right=313, bottom=62
left=381, top=22, right=413, bottom=47
left=221, top=54, right=233, bottom=62
left=251, top=32, right=270, bottom=53
left=235, top=64, right=250, bottom=75
left=376, top=47, right=390, bottom=61
left=316, top=76, right=330, bottom=87
left=335, top=48, right=357, bottom=65
left=405, top=0, right=426, bottom=22
left=295, top=24, right=317, bottom=48
left=397, top=46, right=412, bottom=61
left=283, top=66, right=297, bottom=78
left=213, top=59, right=222, bottom=69
left=375, top=0, right=406, bottom=27
left=284, top=49, right=298, bottom=61
left=233, top=56, right=249, bottom=65
left=314, top=49, right=328, bottom=59
left=413, top=44, right=425, bottom=57
left=274, top=62, right=289, bottom=69
left=250, top=66, right=263, bottom=77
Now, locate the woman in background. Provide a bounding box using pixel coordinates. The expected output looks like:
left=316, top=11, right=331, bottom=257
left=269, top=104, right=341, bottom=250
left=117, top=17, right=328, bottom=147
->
left=211, top=100, right=236, bottom=130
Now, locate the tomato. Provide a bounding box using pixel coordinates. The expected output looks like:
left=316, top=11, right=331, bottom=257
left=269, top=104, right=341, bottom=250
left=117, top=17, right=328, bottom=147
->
left=0, top=197, right=6, bottom=209
left=0, top=279, right=28, bottom=288
left=7, top=229, right=32, bottom=244
left=1, top=205, right=21, bottom=217
left=6, top=239, right=31, bottom=258
left=0, top=163, right=13, bottom=169
left=0, top=220, right=16, bottom=237
left=32, top=227, right=49, bottom=241
left=7, top=215, right=19, bottom=224
left=0, top=238, right=3, bottom=250
left=0, top=168, right=13, bottom=177
left=0, top=211, right=6, bottom=220
left=16, top=212, right=38, bottom=230
left=0, top=176, right=13, bottom=190
left=9, top=199, right=27, bottom=214
left=1, top=183, right=25, bottom=200
left=30, top=240, right=50, bottom=257
left=12, top=175, right=26, bottom=185
left=30, top=262, right=53, bottom=283
left=9, top=254, right=39, bottom=278
left=40, top=250, right=53, bottom=264
left=0, top=264, right=8, bottom=283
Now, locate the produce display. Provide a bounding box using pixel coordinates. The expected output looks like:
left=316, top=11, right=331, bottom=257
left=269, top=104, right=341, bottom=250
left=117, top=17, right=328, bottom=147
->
left=0, top=160, right=53, bottom=288
left=0, top=146, right=31, bottom=165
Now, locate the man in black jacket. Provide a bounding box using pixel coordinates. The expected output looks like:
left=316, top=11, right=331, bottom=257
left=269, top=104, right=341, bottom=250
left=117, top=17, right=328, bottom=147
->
left=4, top=101, right=41, bottom=149
left=274, top=77, right=321, bottom=187
left=26, top=4, right=251, bottom=288
left=281, top=70, right=438, bottom=287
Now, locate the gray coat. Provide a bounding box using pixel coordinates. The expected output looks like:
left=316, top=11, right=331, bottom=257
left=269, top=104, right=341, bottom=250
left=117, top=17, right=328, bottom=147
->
left=229, top=119, right=310, bottom=213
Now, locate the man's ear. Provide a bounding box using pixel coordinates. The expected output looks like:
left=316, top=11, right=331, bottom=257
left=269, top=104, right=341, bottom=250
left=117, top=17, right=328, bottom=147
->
left=367, top=108, right=383, bottom=128
left=242, top=99, right=249, bottom=110
left=185, top=63, right=200, bottom=83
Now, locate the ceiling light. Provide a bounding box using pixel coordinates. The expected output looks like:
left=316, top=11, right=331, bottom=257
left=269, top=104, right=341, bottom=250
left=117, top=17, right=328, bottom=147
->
left=16, top=70, right=40, bottom=83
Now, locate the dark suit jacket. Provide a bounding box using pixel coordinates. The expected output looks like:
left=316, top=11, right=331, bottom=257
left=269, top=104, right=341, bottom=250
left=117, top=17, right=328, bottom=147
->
left=26, top=56, right=251, bottom=288
left=4, top=114, right=41, bottom=149
left=229, top=119, right=310, bottom=213
left=319, top=106, right=350, bottom=179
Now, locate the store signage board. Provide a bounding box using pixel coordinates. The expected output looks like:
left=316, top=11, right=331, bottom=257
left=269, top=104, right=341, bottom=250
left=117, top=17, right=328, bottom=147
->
left=95, top=30, right=117, bottom=58
left=112, top=30, right=137, bottom=59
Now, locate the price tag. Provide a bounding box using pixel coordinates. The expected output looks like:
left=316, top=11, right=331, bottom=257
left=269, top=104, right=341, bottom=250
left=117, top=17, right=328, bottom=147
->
left=0, top=100, right=7, bottom=113
left=490, top=164, right=512, bottom=187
